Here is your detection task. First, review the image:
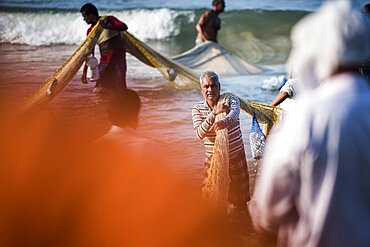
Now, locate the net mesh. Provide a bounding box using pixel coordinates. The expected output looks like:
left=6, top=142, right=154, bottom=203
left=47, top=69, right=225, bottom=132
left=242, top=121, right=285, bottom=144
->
left=123, top=31, right=200, bottom=89
left=19, top=20, right=104, bottom=114
left=201, top=95, right=231, bottom=209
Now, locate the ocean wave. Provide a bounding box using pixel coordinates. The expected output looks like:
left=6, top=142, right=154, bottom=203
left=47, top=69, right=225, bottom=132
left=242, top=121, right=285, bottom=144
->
left=0, top=8, right=194, bottom=46
left=0, top=8, right=308, bottom=64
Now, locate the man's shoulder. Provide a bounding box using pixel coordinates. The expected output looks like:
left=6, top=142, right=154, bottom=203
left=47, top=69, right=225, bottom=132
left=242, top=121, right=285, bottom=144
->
left=200, top=9, right=213, bottom=19
left=221, top=92, right=239, bottom=102
left=106, top=15, right=117, bottom=21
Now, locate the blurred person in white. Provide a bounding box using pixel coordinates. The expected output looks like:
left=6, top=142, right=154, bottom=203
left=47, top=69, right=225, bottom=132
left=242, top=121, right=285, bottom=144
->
left=249, top=1, right=370, bottom=247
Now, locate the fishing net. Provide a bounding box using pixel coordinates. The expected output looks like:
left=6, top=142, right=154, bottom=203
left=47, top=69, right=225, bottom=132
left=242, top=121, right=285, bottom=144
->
left=201, top=93, right=281, bottom=206
left=19, top=19, right=104, bottom=114
left=123, top=31, right=199, bottom=89
left=249, top=112, right=266, bottom=160
left=19, top=25, right=282, bottom=130
left=202, top=95, right=230, bottom=209
left=124, top=33, right=283, bottom=128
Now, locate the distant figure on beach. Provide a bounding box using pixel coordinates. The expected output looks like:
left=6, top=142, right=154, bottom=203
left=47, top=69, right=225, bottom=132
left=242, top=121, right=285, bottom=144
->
left=80, top=3, right=128, bottom=93
left=270, top=77, right=297, bottom=108
left=192, top=71, right=250, bottom=215
left=249, top=1, right=370, bottom=246
left=195, top=0, right=225, bottom=45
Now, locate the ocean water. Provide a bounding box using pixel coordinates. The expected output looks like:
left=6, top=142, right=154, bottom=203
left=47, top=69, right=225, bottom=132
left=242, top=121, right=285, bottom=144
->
left=0, top=0, right=336, bottom=11
left=0, top=0, right=368, bottom=181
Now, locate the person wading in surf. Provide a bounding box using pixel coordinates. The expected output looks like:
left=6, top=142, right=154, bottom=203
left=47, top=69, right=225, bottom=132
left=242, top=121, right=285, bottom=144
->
left=195, top=0, right=225, bottom=45
left=80, top=3, right=128, bottom=93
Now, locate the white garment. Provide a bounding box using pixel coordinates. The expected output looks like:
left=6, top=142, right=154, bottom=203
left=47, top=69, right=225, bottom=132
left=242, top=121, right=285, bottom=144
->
left=280, top=78, right=296, bottom=98
left=249, top=73, right=370, bottom=247
left=279, top=78, right=297, bottom=112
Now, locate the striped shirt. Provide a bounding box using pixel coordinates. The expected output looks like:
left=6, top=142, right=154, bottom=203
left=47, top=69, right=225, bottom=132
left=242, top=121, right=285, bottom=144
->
left=192, top=93, right=244, bottom=160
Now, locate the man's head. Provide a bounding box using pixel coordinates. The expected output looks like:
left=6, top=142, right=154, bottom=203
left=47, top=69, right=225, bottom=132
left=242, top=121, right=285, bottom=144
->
left=108, top=89, right=141, bottom=129
left=363, top=3, right=370, bottom=16
left=200, top=71, right=221, bottom=105
left=212, top=0, right=225, bottom=13
left=287, top=1, right=370, bottom=90
left=80, top=3, right=99, bottom=25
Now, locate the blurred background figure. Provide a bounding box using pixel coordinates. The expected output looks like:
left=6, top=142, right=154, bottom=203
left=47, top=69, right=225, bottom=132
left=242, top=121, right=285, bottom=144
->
left=195, top=0, right=225, bottom=45
left=249, top=1, right=370, bottom=247
left=95, top=89, right=164, bottom=165
left=80, top=3, right=128, bottom=93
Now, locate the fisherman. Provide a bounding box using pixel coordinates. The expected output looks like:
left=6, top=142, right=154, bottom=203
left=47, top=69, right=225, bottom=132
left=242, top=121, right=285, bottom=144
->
left=96, top=89, right=164, bottom=163
left=192, top=71, right=250, bottom=215
left=80, top=3, right=128, bottom=93
left=195, top=0, right=225, bottom=45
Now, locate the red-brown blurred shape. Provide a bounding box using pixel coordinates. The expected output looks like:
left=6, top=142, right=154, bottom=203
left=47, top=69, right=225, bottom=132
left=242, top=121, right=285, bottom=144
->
left=0, top=104, right=243, bottom=247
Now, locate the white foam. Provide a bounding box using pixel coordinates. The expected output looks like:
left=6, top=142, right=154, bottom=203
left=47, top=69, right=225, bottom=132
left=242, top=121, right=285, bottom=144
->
left=0, top=9, right=195, bottom=46
left=261, top=75, right=287, bottom=91
left=108, top=9, right=195, bottom=41
left=0, top=12, right=85, bottom=45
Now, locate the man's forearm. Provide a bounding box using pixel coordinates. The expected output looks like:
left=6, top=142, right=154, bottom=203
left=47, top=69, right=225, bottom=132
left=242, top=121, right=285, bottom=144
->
left=192, top=110, right=216, bottom=139
left=196, top=24, right=207, bottom=41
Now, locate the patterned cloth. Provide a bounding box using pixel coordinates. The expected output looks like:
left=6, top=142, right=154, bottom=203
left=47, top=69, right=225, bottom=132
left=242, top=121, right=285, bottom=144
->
left=98, top=36, right=127, bottom=90
left=87, top=16, right=127, bottom=90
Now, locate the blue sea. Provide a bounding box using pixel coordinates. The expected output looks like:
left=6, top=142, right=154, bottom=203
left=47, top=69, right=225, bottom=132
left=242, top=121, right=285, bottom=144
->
left=0, top=0, right=368, bottom=180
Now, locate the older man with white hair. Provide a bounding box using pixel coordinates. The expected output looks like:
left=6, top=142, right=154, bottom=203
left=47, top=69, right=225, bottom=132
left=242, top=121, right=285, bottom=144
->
left=192, top=71, right=250, bottom=215
left=249, top=1, right=370, bottom=246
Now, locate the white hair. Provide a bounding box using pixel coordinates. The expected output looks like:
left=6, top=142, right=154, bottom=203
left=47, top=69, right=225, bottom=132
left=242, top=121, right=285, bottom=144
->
left=199, top=71, right=219, bottom=84
left=287, top=0, right=370, bottom=90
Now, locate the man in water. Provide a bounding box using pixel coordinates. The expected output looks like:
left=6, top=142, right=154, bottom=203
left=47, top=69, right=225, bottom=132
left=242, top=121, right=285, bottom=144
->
left=96, top=89, right=164, bottom=164
left=192, top=71, right=250, bottom=215
left=80, top=3, right=128, bottom=93
left=195, top=0, right=225, bottom=45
